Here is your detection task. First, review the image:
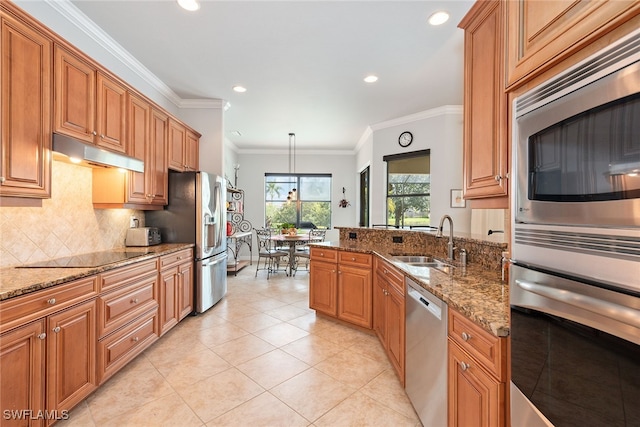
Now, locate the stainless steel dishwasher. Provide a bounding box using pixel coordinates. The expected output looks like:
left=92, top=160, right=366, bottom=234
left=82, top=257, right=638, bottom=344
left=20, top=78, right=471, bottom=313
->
left=405, top=277, right=448, bottom=427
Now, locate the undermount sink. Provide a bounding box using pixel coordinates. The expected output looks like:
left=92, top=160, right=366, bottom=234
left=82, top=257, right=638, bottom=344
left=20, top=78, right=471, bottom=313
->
left=390, top=255, right=455, bottom=275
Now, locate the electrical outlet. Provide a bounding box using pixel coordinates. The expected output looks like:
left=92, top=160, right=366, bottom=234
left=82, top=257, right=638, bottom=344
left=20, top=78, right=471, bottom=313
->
left=392, top=236, right=403, bottom=243
left=129, top=216, right=138, bottom=228
left=349, top=232, right=357, bottom=239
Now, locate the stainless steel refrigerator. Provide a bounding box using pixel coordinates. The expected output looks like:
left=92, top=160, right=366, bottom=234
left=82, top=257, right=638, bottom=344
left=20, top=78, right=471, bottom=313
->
left=146, top=171, right=227, bottom=313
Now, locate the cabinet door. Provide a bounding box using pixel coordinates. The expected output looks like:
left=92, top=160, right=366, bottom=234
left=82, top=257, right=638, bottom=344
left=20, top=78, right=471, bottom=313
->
left=448, top=340, right=504, bottom=427
left=372, top=271, right=387, bottom=342
left=149, top=108, right=168, bottom=205
left=459, top=0, right=508, bottom=202
left=168, top=119, right=186, bottom=171
left=159, top=267, right=179, bottom=335
left=126, top=92, right=150, bottom=204
left=47, top=299, right=97, bottom=414
left=185, top=130, right=199, bottom=171
left=178, top=261, right=193, bottom=320
left=309, top=260, right=338, bottom=316
left=1, top=14, right=51, bottom=198
left=54, top=46, right=95, bottom=143
left=337, top=265, right=372, bottom=328
left=386, top=284, right=405, bottom=385
left=506, top=0, right=640, bottom=88
left=0, top=320, right=46, bottom=427
left=95, top=72, right=127, bottom=153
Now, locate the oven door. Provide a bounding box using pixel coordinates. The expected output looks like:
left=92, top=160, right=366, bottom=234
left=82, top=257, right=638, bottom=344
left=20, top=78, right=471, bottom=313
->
left=510, top=264, right=640, bottom=427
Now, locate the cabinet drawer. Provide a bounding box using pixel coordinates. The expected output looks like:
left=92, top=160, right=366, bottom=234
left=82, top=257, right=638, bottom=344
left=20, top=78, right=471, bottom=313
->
left=97, top=308, right=158, bottom=384
left=310, top=247, right=337, bottom=263
left=159, top=248, right=193, bottom=270
left=338, top=251, right=372, bottom=268
left=98, top=275, right=158, bottom=338
left=0, top=276, right=98, bottom=334
left=99, top=258, right=158, bottom=292
left=448, top=308, right=506, bottom=380
left=375, top=257, right=404, bottom=294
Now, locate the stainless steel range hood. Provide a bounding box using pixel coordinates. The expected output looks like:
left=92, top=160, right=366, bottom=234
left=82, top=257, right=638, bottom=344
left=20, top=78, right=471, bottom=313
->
left=52, top=133, right=144, bottom=173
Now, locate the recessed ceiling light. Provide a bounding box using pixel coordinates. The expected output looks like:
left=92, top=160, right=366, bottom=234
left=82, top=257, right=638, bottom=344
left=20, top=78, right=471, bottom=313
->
left=233, top=85, right=247, bottom=93
left=428, top=11, right=449, bottom=26
left=177, top=0, right=200, bottom=12
left=364, top=75, right=378, bottom=83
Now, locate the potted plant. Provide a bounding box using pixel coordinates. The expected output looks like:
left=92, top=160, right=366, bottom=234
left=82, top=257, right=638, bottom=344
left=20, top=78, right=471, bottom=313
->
left=280, top=222, right=297, bottom=235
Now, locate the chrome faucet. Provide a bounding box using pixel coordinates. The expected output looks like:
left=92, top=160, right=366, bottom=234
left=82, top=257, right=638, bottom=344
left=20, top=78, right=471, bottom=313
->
left=436, top=215, right=455, bottom=261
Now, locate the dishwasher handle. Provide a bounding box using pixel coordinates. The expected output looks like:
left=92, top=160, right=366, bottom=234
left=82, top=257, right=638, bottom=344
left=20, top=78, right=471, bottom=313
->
left=407, top=286, right=442, bottom=320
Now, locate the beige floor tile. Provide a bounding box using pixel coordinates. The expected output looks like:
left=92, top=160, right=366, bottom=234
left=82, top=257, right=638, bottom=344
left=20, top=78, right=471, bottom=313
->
left=155, top=348, right=231, bottom=389
left=210, top=302, right=261, bottom=321
left=194, top=322, right=249, bottom=348
left=314, top=391, right=417, bottom=427
left=285, top=312, right=333, bottom=333
left=346, top=332, right=391, bottom=365
left=55, top=401, right=95, bottom=427
left=177, top=367, right=264, bottom=423
left=236, top=349, right=310, bottom=389
left=86, top=365, right=175, bottom=425
left=230, top=312, right=283, bottom=333
left=99, top=392, right=203, bottom=427
left=313, top=321, right=375, bottom=347
left=360, top=369, right=420, bottom=422
left=178, top=311, right=227, bottom=332
left=208, top=391, right=309, bottom=427
left=270, top=368, right=356, bottom=422
left=253, top=322, right=310, bottom=347
left=211, top=334, right=276, bottom=365
left=144, top=328, right=210, bottom=367
left=244, top=297, right=290, bottom=312
left=280, top=334, right=345, bottom=366
left=314, top=348, right=388, bottom=388
left=265, top=304, right=313, bottom=322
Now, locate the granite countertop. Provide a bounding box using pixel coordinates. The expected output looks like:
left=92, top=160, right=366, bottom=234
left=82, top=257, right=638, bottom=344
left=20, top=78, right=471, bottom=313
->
left=0, top=243, right=194, bottom=302
left=312, top=240, right=510, bottom=337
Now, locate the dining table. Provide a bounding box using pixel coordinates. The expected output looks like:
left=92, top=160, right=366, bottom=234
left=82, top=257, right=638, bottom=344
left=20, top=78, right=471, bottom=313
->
left=269, top=233, right=323, bottom=276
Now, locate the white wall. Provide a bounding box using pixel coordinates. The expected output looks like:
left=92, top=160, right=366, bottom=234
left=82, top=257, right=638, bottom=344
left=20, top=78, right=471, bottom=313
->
left=362, top=105, right=471, bottom=232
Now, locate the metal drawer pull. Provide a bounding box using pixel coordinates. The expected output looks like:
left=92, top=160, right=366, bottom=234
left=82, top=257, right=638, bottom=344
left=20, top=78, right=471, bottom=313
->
left=351, top=257, right=356, bottom=261
left=38, top=333, right=46, bottom=340
left=461, top=332, right=471, bottom=341
left=131, top=336, right=139, bottom=342
left=47, top=298, right=56, bottom=305
left=459, top=362, right=470, bottom=371
left=52, top=326, right=61, bottom=333
left=131, top=298, right=139, bottom=304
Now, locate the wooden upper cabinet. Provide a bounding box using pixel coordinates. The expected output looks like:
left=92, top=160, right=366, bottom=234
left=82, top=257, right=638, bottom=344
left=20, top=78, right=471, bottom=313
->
left=506, top=0, right=640, bottom=88
left=168, top=118, right=199, bottom=172
left=95, top=72, right=127, bottom=153
left=149, top=108, right=169, bottom=204
left=126, top=92, right=151, bottom=204
left=0, top=12, right=52, bottom=199
left=54, top=46, right=127, bottom=153
left=459, top=0, right=508, bottom=202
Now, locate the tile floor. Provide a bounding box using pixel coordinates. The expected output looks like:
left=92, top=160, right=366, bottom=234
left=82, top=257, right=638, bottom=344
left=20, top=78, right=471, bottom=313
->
left=59, top=267, right=421, bottom=426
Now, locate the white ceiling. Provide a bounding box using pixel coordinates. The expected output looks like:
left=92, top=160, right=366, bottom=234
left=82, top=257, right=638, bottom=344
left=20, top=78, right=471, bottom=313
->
left=69, top=0, right=474, bottom=150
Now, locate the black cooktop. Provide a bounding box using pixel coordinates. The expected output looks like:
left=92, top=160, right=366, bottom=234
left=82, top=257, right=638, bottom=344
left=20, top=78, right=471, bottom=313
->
left=18, top=250, right=149, bottom=268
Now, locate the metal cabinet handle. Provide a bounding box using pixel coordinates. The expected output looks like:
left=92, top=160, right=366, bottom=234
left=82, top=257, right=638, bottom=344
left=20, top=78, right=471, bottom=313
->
left=38, top=333, right=47, bottom=340
left=131, top=336, right=139, bottom=342
left=494, top=175, right=504, bottom=182
left=351, top=257, right=356, bottom=261
left=131, top=298, right=139, bottom=304
left=460, top=362, right=470, bottom=371
left=461, top=332, right=471, bottom=341
left=332, top=270, right=336, bottom=273
left=92, top=131, right=97, bottom=136
left=47, top=298, right=56, bottom=305
left=0, top=177, right=5, bottom=184
left=52, top=326, right=61, bottom=333
left=100, top=134, right=105, bottom=139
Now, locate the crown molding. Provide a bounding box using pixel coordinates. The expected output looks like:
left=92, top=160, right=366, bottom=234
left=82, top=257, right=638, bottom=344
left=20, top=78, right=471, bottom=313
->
left=370, top=105, right=463, bottom=131
left=237, top=148, right=355, bottom=156
left=44, top=0, right=221, bottom=109
left=354, top=126, right=373, bottom=153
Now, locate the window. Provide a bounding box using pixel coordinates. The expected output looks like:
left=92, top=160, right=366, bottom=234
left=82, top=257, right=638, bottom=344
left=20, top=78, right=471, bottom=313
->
left=265, top=174, right=332, bottom=229
left=383, top=150, right=430, bottom=228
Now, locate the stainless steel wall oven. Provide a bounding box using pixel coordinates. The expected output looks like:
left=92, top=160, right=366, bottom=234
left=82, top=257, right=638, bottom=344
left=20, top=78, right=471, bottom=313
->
left=511, top=29, right=640, bottom=427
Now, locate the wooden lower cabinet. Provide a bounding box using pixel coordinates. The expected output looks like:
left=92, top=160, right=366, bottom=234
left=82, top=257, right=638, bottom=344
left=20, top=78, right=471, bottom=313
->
left=0, top=320, right=46, bottom=427
left=337, top=264, right=372, bottom=328
left=309, top=250, right=338, bottom=316
left=46, top=300, right=97, bottom=415
left=159, top=249, right=194, bottom=335
left=178, top=261, right=193, bottom=320
left=373, top=257, right=405, bottom=385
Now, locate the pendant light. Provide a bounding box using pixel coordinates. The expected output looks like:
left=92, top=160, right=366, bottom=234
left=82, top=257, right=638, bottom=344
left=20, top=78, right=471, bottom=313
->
left=287, top=133, right=297, bottom=201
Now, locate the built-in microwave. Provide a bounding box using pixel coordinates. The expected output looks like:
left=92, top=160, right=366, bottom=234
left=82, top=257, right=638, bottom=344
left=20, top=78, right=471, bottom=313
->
left=512, top=28, right=640, bottom=295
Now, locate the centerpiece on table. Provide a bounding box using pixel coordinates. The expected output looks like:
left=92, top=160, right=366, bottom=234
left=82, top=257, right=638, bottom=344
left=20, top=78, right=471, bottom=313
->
left=280, top=223, right=297, bottom=236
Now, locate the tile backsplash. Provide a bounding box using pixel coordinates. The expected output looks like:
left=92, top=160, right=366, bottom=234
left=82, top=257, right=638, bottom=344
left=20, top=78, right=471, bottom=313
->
left=0, top=161, right=143, bottom=268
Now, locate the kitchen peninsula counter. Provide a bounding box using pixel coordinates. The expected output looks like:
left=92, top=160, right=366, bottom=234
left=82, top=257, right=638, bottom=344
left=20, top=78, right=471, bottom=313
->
left=0, top=243, right=194, bottom=301
left=311, top=240, right=510, bottom=337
